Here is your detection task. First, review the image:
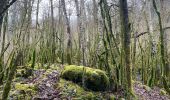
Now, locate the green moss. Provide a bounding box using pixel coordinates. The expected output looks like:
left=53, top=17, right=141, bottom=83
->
left=49, top=64, right=61, bottom=70
left=160, top=89, right=167, bottom=95
left=10, top=83, right=38, bottom=100
left=61, top=65, right=110, bottom=91
left=16, top=67, right=32, bottom=78
left=27, top=63, right=40, bottom=70
left=109, top=95, right=116, bottom=100
left=15, top=83, right=37, bottom=93
left=15, top=83, right=37, bottom=96
left=57, top=79, right=105, bottom=99
left=17, top=66, right=25, bottom=69
left=103, top=94, right=116, bottom=100
left=134, top=81, right=142, bottom=84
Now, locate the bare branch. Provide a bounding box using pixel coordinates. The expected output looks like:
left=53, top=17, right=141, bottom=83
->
left=132, top=27, right=170, bottom=38
left=0, top=0, right=17, bottom=17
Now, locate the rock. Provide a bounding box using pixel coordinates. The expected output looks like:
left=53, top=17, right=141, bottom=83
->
left=61, top=65, right=110, bottom=91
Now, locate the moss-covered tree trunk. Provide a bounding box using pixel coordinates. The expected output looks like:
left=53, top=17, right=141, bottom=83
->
left=50, top=0, right=56, bottom=63
left=0, top=10, right=8, bottom=84
left=119, top=0, right=133, bottom=98
left=152, top=0, right=170, bottom=94
left=2, top=52, right=21, bottom=100
left=0, top=0, right=8, bottom=85
left=74, top=0, right=81, bottom=65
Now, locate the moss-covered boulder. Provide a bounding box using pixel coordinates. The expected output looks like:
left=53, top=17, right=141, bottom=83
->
left=57, top=79, right=115, bottom=99
left=61, top=65, right=110, bottom=91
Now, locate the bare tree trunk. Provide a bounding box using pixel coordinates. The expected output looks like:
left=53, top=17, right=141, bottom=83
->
left=80, top=0, right=87, bottom=66
left=36, top=0, right=40, bottom=29
left=0, top=0, right=8, bottom=38
left=26, top=0, right=34, bottom=44
left=50, top=0, right=56, bottom=63
left=74, top=0, right=81, bottom=49
left=147, top=0, right=154, bottom=36
left=92, top=0, right=98, bottom=34
left=58, top=0, right=65, bottom=64
left=97, top=11, right=103, bottom=61
left=61, top=0, right=72, bottom=64
left=74, top=0, right=87, bottom=65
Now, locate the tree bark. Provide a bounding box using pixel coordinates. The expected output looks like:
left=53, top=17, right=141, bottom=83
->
left=61, top=0, right=72, bottom=64
left=0, top=0, right=8, bottom=85
left=50, top=0, right=56, bottom=63
left=0, top=0, right=8, bottom=38
left=36, top=0, right=40, bottom=29
left=2, top=51, right=21, bottom=100
left=152, top=0, right=170, bottom=94
left=119, top=0, right=133, bottom=98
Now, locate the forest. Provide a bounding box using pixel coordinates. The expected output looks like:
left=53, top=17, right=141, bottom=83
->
left=0, top=0, right=170, bottom=100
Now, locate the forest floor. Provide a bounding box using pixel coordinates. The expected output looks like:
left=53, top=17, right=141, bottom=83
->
left=133, top=82, right=169, bottom=100
left=0, top=64, right=170, bottom=100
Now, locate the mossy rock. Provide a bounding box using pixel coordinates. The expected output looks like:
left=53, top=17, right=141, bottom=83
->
left=10, top=83, right=37, bottom=99
left=61, top=65, right=110, bottom=91
left=57, top=79, right=105, bottom=99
